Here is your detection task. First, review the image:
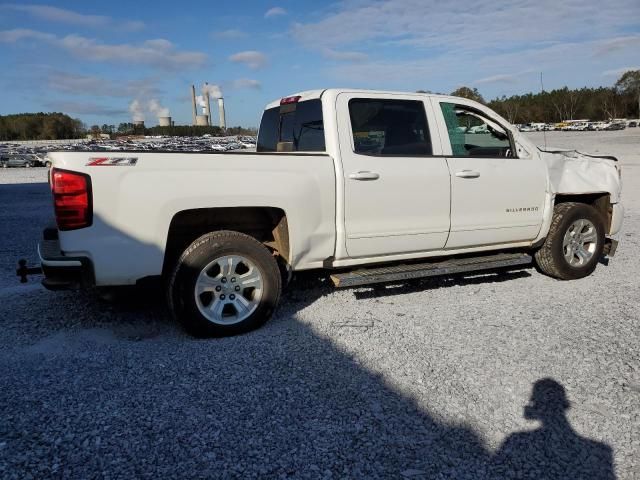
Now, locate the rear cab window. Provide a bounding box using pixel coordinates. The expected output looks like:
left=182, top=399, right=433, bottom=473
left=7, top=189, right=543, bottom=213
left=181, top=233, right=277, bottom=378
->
left=257, top=99, right=325, bottom=152
left=348, top=99, right=432, bottom=156
left=349, top=98, right=432, bottom=156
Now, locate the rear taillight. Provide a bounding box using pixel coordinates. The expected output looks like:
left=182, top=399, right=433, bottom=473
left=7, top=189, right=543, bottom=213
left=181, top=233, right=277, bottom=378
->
left=51, top=168, right=92, bottom=231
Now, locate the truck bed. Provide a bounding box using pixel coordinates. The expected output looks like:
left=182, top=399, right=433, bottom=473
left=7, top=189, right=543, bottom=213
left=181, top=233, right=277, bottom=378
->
left=47, top=150, right=337, bottom=285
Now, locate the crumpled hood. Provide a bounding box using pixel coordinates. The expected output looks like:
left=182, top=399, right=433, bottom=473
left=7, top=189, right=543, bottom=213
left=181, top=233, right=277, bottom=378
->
left=538, top=147, right=622, bottom=203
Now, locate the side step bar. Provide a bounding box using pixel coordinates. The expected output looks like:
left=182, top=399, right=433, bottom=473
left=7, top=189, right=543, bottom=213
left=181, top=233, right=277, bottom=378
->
left=331, top=252, right=532, bottom=288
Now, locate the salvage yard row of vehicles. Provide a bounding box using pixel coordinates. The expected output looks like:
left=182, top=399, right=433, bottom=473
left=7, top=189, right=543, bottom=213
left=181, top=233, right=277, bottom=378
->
left=0, top=136, right=257, bottom=168
left=516, top=120, right=636, bottom=132
left=36, top=89, right=623, bottom=337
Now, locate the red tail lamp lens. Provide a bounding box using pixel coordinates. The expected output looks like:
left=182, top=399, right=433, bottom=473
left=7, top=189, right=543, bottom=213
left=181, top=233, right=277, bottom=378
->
left=51, top=168, right=92, bottom=230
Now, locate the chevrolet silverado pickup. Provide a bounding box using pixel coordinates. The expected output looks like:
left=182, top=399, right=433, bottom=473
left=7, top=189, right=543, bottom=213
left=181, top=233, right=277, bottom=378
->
left=38, top=89, right=624, bottom=336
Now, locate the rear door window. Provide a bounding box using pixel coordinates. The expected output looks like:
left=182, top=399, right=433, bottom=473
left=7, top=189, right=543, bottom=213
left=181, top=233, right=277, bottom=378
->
left=348, top=99, right=432, bottom=156
left=257, top=99, right=325, bottom=152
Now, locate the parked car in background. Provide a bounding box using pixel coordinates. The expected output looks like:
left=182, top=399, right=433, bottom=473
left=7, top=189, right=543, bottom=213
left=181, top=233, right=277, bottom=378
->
left=628, top=121, right=637, bottom=128
left=605, top=122, right=626, bottom=131
left=1, top=154, right=37, bottom=168
left=593, top=122, right=611, bottom=131
left=570, top=122, right=589, bottom=131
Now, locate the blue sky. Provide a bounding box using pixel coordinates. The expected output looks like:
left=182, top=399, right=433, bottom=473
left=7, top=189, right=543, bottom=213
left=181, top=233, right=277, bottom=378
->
left=1, top=0, right=638, bottom=127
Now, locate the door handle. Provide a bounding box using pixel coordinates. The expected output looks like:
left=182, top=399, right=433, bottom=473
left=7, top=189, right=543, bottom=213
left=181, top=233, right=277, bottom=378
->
left=455, top=170, right=481, bottom=179
left=349, top=171, right=380, bottom=181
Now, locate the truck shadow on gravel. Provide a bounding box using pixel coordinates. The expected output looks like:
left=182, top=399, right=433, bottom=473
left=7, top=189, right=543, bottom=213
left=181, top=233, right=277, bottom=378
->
left=0, top=287, right=617, bottom=479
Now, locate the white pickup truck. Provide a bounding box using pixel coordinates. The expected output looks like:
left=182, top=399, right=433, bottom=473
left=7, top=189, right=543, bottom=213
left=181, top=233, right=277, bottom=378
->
left=38, top=89, right=623, bottom=337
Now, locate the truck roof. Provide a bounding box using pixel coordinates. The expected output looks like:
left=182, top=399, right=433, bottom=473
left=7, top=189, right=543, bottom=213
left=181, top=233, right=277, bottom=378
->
left=264, top=88, right=460, bottom=110
left=265, top=90, right=326, bottom=109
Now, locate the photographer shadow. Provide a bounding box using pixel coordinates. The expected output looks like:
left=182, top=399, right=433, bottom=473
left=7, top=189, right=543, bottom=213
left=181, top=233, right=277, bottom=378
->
left=491, top=378, right=615, bottom=479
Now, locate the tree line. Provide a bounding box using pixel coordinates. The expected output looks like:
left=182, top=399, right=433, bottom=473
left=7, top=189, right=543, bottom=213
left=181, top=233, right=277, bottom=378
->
left=0, top=113, right=84, bottom=141
left=446, top=70, right=640, bottom=124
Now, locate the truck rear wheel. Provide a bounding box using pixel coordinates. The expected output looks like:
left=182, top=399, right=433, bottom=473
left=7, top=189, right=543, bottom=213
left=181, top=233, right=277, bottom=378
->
left=534, top=202, right=605, bottom=280
left=168, top=231, right=282, bottom=337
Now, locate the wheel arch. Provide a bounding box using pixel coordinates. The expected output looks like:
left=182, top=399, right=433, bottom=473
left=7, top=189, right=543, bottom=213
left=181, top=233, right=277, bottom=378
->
left=554, top=192, right=612, bottom=232
left=162, top=206, right=290, bottom=276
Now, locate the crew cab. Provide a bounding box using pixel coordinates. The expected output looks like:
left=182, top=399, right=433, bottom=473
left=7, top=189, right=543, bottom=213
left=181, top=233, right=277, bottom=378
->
left=38, top=89, right=624, bottom=336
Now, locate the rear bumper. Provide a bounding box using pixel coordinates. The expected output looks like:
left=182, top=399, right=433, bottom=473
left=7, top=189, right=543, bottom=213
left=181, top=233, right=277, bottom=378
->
left=38, top=232, right=94, bottom=290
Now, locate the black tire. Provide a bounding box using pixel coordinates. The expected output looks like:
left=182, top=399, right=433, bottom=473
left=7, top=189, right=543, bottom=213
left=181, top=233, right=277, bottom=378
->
left=168, top=230, right=282, bottom=337
left=534, top=202, right=605, bottom=280
left=44, top=161, right=52, bottom=168
left=25, top=162, right=32, bottom=168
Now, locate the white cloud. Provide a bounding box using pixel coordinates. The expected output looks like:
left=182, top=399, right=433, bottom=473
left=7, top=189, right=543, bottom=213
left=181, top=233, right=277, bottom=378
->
left=229, top=50, right=267, bottom=69
left=328, top=36, right=639, bottom=98
left=47, top=71, right=161, bottom=98
left=232, top=78, right=261, bottom=89
left=292, top=0, right=640, bottom=56
left=265, top=7, right=287, bottom=18
left=0, top=28, right=54, bottom=42
left=57, top=35, right=207, bottom=70
left=593, top=36, right=640, bottom=57
left=0, top=29, right=207, bottom=70
left=291, top=0, right=640, bottom=98
left=2, top=4, right=144, bottom=31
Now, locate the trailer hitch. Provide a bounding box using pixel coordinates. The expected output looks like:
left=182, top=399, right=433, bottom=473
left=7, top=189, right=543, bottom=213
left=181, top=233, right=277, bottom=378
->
left=16, top=259, right=42, bottom=283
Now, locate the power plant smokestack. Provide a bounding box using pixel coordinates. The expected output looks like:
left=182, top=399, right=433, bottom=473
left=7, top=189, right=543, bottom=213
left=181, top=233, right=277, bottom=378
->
left=204, top=82, right=212, bottom=127
left=191, top=85, right=197, bottom=126
left=218, top=98, right=226, bottom=130
left=159, top=116, right=171, bottom=127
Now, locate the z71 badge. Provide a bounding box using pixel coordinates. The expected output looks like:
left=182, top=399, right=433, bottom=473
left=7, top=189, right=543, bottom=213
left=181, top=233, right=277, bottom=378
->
left=87, top=157, right=138, bottom=166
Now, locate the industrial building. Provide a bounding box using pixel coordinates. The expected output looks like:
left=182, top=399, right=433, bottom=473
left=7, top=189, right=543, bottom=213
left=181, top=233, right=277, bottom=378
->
left=190, top=84, right=226, bottom=129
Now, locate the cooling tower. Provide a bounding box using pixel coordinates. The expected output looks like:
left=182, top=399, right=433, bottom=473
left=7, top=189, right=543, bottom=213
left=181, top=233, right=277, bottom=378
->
left=159, top=116, right=172, bottom=127
left=195, top=115, right=209, bottom=126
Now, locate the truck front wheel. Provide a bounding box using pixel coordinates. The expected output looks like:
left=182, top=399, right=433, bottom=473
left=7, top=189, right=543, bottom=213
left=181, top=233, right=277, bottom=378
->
left=168, top=231, right=282, bottom=337
left=534, top=202, right=605, bottom=280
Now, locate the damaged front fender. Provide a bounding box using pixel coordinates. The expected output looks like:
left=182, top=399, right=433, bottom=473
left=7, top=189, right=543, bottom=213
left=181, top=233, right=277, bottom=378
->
left=539, top=148, right=622, bottom=203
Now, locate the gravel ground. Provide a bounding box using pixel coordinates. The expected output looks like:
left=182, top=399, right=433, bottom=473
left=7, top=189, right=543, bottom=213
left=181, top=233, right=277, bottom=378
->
left=0, top=131, right=638, bottom=479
